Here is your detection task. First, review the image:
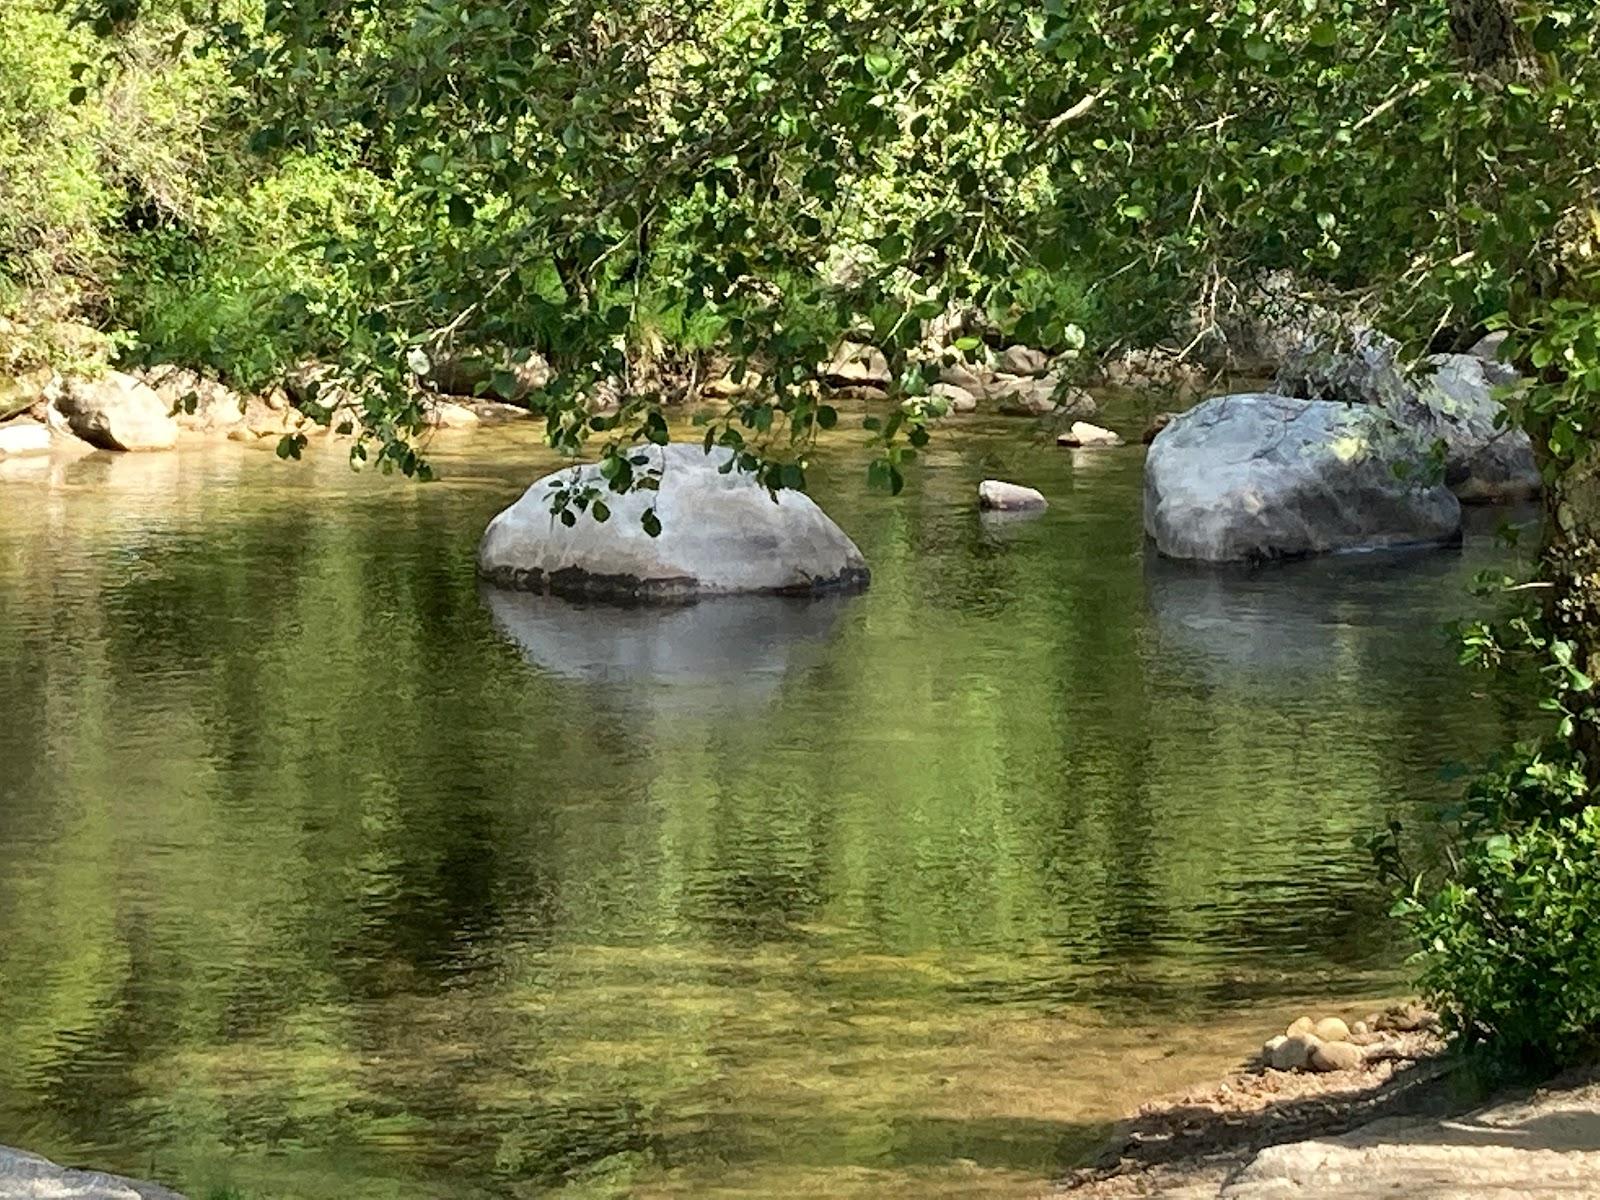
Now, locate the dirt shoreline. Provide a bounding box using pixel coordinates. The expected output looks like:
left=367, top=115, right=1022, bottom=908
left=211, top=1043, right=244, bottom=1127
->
left=1059, top=1012, right=1599, bottom=1199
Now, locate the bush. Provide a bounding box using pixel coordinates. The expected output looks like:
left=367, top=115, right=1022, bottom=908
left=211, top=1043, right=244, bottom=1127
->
left=119, top=155, right=390, bottom=389
left=1389, top=739, right=1600, bottom=1066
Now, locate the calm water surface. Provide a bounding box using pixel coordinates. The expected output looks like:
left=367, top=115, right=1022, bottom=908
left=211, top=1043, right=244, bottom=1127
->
left=0, top=404, right=1531, bottom=1197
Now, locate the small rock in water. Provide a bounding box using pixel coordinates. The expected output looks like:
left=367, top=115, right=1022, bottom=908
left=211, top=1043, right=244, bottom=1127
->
left=1270, top=1034, right=1320, bottom=1072
left=1351, top=1020, right=1370, bottom=1037
left=1057, top=420, right=1124, bottom=448
left=1309, top=1041, right=1365, bottom=1073
left=1313, top=1017, right=1351, bottom=1043
left=978, top=480, right=1047, bottom=512
left=1286, top=1016, right=1316, bottom=1038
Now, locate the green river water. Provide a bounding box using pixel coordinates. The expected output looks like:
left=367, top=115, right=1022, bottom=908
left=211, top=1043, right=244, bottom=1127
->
left=0, top=406, right=1531, bottom=1197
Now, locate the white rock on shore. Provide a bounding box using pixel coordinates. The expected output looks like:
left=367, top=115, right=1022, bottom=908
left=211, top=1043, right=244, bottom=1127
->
left=51, top=372, right=179, bottom=451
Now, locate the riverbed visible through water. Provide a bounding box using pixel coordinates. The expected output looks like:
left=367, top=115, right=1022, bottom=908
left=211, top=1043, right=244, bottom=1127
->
left=0, top=402, right=1533, bottom=1197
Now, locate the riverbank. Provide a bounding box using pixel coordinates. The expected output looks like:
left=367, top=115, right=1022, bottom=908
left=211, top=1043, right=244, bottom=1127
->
left=1060, top=1026, right=1599, bottom=1198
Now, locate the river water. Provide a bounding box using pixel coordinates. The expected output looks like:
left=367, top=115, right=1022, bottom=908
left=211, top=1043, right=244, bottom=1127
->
left=0, top=406, right=1532, bottom=1197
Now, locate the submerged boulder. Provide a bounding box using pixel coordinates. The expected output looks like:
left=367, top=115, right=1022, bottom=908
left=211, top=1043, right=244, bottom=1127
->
left=478, top=443, right=869, bottom=601
left=1144, top=393, right=1461, bottom=563
left=51, top=371, right=178, bottom=451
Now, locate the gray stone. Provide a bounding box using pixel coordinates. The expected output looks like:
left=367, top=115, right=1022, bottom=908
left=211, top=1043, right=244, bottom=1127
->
left=1269, top=1034, right=1320, bottom=1072
left=1143, top=393, right=1462, bottom=563
left=136, top=366, right=245, bottom=434
left=995, top=345, right=1050, bottom=377
left=478, top=443, right=869, bottom=601
left=930, top=382, right=977, bottom=413
left=0, top=420, right=53, bottom=457
left=1274, top=327, right=1412, bottom=408
left=0, top=1146, right=185, bottom=1199
left=1309, top=1040, right=1365, bottom=1072
left=992, top=376, right=1059, bottom=416
left=1057, top=420, right=1123, bottom=448
left=50, top=372, right=178, bottom=451
left=821, top=341, right=891, bottom=388
left=939, top=362, right=990, bottom=395
left=994, top=377, right=1096, bottom=418
left=1313, top=1017, right=1352, bottom=1043
left=1405, top=353, right=1540, bottom=503
left=1468, top=330, right=1508, bottom=367
left=978, top=480, right=1047, bottom=512
left=1275, top=335, right=1537, bottom=502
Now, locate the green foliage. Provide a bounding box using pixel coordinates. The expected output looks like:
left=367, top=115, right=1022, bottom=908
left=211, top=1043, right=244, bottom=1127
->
left=1390, top=746, right=1600, bottom=1064
left=0, top=0, right=239, bottom=320
left=119, top=154, right=391, bottom=390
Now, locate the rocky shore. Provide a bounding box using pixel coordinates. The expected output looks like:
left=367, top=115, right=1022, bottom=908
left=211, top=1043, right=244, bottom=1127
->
left=1061, top=1003, right=1599, bottom=1199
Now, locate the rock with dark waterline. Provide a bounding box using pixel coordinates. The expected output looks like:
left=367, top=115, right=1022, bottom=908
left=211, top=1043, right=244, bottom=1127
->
left=478, top=443, right=869, bottom=601
left=1144, top=393, right=1461, bottom=562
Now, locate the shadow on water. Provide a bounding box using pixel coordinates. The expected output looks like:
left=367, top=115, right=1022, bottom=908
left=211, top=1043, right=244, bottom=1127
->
left=480, top=583, right=854, bottom=708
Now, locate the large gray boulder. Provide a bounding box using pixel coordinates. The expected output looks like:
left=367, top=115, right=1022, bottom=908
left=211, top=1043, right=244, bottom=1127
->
left=1275, top=334, right=1538, bottom=503
left=50, top=372, right=178, bottom=451
left=0, top=1146, right=185, bottom=1199
left=478, top=443, right=870, bottom=601
left=1401, top=353, right=1540, bottom=503
left=1144, top=393, right=1462, bottom=563
left=1274, top=327, right=1411, bottom=408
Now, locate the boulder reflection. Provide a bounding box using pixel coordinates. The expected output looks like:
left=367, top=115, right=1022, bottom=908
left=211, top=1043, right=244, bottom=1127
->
left=481, top=584, right=852, bottom=705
